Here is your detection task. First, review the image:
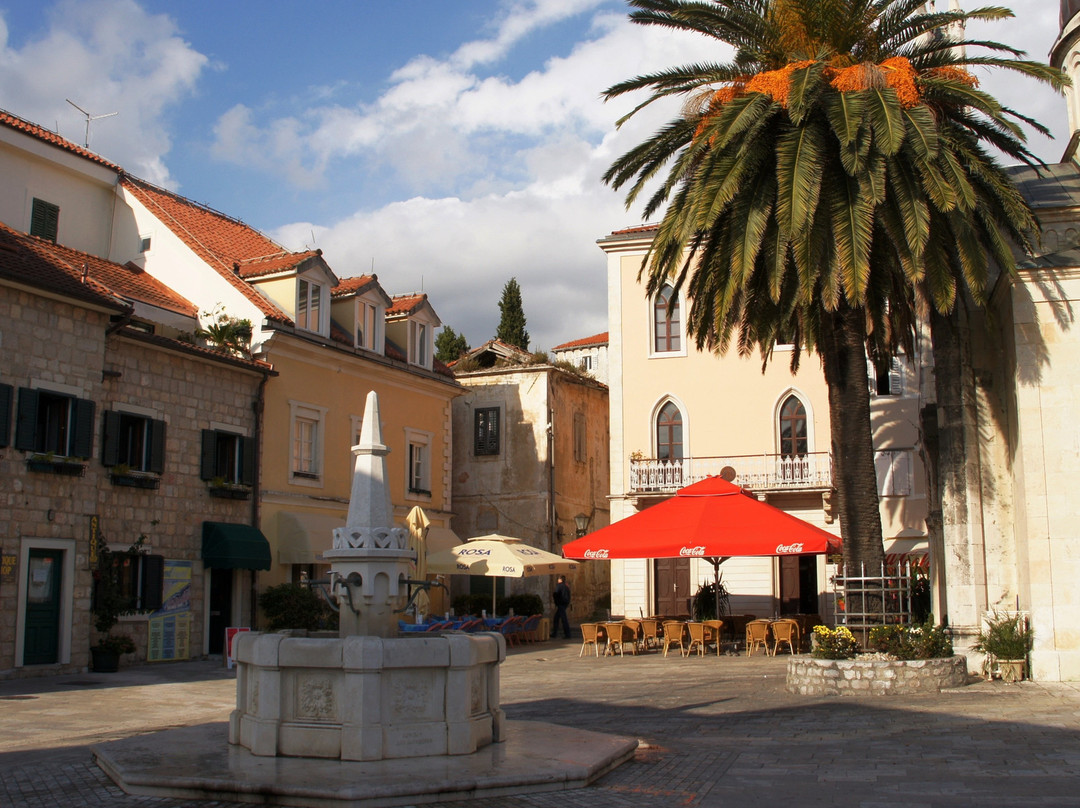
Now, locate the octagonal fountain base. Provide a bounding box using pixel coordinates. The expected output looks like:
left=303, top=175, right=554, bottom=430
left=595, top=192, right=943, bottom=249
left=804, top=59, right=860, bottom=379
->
left=229, top=632, right=503, bottom=761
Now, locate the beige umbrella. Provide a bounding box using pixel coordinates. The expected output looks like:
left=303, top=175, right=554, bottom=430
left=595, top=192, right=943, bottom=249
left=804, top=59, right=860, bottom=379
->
left=404, top=506, right=431, bottom=615
left=426, top=534, right=579, bottom=615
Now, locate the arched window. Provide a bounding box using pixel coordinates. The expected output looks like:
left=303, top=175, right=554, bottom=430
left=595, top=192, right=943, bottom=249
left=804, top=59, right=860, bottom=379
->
left=653, top=285, right=681, bottom=353
left=778, top=395, right=807, bottom=457
left=656, top=401, right=683, bottom=460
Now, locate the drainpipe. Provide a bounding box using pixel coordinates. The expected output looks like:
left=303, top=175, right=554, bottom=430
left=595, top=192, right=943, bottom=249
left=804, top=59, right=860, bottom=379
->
left=250, top=369, right=269, bottom=629
left=548, top=405, right=556, bottom=553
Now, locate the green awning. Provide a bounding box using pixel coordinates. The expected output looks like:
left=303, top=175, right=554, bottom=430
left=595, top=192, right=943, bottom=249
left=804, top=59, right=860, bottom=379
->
left=202, top=522, right=272, bottom=570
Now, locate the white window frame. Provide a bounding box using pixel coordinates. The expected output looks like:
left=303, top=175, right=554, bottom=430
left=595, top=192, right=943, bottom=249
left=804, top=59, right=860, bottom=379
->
left=404, top=427, right=433, bottom=499
left=409, top=320, right=431, bottom=369
left=289, top=400, right=327, bottom=486
left=649, top=284, right=687, bottom=358
left=773, top=388, right=816, bottom=456
left=355, top=299, right=384, bottom=353
left=297, top=278, right=325, bottom=335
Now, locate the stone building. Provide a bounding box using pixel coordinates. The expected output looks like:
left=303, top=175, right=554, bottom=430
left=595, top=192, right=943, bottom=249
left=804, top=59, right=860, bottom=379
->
left=449, top=340, right=610, bottom=623
left=0, top=223, right=271, bottom=677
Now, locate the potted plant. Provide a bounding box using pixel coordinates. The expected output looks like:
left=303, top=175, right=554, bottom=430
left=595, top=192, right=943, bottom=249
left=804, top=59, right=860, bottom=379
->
left=90, top=536, right=147, bottom=672
left=972, top=611, right=1033, bottom=682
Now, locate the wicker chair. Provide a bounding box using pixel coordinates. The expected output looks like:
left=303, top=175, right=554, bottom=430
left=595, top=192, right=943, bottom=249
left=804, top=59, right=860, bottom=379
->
left=662, top=621, right=687, bottom=657
left=770, top=619, right=799, bottom=656
left=685, top=622, right=709, bottom=657
left=579, top=623, right=604, bottom=657
left=637, top=618, right=661, bottom=650
left=703, top=620, right=725, bottom=656
left=622, top=619, right=644, bottom=653
left=745, top=619, right=771, bottom=657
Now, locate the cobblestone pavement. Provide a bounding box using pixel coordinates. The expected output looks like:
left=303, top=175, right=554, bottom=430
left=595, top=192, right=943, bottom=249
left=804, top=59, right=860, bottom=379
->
left=4, top=638, right=1080, bottom=807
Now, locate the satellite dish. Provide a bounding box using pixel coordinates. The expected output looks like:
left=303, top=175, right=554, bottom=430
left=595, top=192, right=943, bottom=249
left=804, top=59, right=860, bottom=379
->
left=720, top=466, right=736, bottom=482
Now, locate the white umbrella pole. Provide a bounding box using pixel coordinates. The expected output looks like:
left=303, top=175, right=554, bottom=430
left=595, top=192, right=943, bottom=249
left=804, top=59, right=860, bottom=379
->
left=492, top=579, right=497, bottom=617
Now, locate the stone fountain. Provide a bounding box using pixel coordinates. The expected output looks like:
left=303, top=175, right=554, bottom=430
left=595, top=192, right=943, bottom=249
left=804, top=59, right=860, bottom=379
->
left=92, top=391, right=635, bottom=806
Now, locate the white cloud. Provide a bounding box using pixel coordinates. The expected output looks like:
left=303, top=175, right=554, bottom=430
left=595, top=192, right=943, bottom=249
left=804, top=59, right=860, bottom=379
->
left=0, top=0, right=207, bottom=187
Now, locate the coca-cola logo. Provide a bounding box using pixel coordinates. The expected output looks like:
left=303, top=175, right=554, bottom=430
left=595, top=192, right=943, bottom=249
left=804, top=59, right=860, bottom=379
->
left=775, top=543, right=805, bottom=554
left=583, top=549, right=609, bottom=559
left=679, top=546, right=706, bottom=557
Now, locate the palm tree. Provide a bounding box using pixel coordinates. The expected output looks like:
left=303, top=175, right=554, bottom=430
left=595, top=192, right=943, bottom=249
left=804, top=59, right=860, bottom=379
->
left=604, top=0, right=1064, bottom=569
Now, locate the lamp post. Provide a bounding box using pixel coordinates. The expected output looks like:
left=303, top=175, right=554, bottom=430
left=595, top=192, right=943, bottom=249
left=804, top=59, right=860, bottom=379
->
left=574, top=513, right=590, bottom=538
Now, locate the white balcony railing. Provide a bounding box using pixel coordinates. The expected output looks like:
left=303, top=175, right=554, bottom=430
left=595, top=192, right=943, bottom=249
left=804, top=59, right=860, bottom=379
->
left=628, top=452, right=832, bottom=494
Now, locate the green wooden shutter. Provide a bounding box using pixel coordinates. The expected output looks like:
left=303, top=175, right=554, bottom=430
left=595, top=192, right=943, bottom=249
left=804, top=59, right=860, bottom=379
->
left=0, top=383, right=12, bottom=447
left=30, top=199, right=60, bottom=243
left=102, top=411, right=121, bottom=466
left=14, top=388, right=39, bottom=451
left=200, top=430, right=217, bottom=480
left=139, top=555, right=165, bottom=611
left=149, top=419, right=166, bottom=474
left=240, top=436, right=255, bottom=486
left=71, top=398, right=95, bottom=459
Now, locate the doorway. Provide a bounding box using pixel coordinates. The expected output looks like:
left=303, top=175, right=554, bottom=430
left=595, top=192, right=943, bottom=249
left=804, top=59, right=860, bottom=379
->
left=654, top=557, right=691, bottom=616
left=779, top=555, right=819, bottom=615
left=24, top=549, right=63, bottom=665
left=208, top=568, right=233, bottom=655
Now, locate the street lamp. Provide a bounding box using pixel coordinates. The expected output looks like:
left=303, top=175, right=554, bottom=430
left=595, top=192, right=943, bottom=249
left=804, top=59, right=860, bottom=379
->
left=574, top=513, right=590, bottom=538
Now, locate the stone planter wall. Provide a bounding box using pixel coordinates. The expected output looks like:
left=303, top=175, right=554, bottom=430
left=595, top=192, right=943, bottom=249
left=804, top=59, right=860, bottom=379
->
left=787, top=655, right=969, bottom=696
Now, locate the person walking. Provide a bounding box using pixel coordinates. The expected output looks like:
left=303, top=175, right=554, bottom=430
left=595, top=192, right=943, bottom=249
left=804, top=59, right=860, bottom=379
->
left=553, top=575, right=571, bottom=639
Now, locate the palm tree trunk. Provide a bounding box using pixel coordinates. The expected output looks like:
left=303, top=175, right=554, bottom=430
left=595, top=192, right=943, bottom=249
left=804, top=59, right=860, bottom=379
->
left=819, top=303, right=885, bottom=570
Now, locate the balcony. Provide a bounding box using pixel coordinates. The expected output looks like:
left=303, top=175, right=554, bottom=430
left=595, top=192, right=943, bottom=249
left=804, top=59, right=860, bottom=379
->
left=628, top=452, right=832, bottom=494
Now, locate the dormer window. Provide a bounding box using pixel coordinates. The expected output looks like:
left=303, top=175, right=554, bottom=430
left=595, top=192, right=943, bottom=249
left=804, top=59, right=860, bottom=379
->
left=356, top=300, right=383, bottom=352
left=297, top=279, right=324, bottom=334
left=410, top=320, right=431, bottom=369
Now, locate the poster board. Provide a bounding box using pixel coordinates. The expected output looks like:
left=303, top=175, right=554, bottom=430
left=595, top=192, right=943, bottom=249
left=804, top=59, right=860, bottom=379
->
left=148, top=560, right=192, bottom=662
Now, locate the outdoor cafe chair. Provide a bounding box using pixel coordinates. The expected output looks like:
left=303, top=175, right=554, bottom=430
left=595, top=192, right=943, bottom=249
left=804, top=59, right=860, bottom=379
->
left=621, top=619, right=645, bottom=653
left=770, top=619, right=799, bottom=656
left=703, top=620, right=725, bottom=656
left=745, top=619, right=771, bottom=657
left=685, top=622, right=709, bottom=657
left=662, top=620, right=687, bottom=657
left=604, top=622, right=638, bottom=656
left=519, top=614, right=541, bottom=643
left=639, top=618, right=662, bottom=650
left=579, top=623, right=605, bottom=657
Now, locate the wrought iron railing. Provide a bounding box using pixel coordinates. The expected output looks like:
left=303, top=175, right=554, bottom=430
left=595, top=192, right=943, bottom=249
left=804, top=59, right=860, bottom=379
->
left=628, top=452, right=832, bottom=493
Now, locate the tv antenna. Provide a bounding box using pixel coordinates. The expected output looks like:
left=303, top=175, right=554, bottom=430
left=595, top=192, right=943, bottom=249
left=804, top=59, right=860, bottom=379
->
left=66, top=99, right=118, bottom=148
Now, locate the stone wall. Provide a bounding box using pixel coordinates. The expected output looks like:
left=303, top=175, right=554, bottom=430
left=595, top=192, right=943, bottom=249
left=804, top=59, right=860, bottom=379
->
left=786, top=656, right=969, bottom=696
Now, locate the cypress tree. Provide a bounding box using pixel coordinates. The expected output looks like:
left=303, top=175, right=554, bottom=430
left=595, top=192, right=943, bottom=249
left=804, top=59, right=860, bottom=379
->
left=496, top=278, right=529, bottom=351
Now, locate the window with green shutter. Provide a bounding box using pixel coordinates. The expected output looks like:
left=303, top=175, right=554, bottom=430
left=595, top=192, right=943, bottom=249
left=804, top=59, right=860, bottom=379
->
left=14, top=387, right=95, bottom=457
left=201, top=428, right=251, bottom=485
left=30, top=198, right=60, bottom=243
left=474, top=407, right=499, bottom=456
left=102, top=411, right=166, bottom=473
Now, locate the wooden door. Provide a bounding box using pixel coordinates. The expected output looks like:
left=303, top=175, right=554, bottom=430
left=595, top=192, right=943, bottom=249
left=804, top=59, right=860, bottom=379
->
left=208, top=567, right=232, bottom=655
left=24, top=549, right=63, bottom=665
left=654, top=558, right=691, bottom=616
left=779, top=555, right=800, bottom=614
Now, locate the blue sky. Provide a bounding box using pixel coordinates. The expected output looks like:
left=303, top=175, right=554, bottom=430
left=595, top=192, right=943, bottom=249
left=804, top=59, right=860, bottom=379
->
left=0, top=0, right=1068, bottom=350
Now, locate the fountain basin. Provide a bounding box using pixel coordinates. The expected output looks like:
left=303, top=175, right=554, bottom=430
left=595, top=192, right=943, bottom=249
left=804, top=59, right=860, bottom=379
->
left=229, top=631, right=505, bottom=761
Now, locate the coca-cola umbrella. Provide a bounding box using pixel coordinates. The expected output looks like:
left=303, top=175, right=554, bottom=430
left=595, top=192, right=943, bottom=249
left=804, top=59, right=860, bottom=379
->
left=561, top=476, right=841, bottom=617
left=427, top=534, right=579, bottom=616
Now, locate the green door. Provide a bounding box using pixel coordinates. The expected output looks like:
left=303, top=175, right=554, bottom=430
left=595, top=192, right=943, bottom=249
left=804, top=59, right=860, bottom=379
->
left=24, top=549, right=63, bottom=665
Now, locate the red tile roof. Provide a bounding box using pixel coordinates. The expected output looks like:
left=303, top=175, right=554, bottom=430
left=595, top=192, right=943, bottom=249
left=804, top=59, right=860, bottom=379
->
left=386, top=293, right=427, bottom=317
left=237, top=250, right=323, bottom=280
left=0, top=222, right=197, bottom=317
left=0, top=108, right=121, bottom=172
left=332, top=275, right=379, bottom=297
left=121, top=175, right=293, bottom=323
left=609, top=224, right=659, bottom=236
left=551, top=332, right=608, bottom=351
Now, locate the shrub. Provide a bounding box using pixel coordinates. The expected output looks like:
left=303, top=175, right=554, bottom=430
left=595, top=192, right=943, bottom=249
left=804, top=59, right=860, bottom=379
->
left=502, top=593, right=544, bottom=616
left=868, top=620, right=953, bottom=660
left=692, top=579, right=730, bottom=621
left=810, top=625, right=860, bottom=659
left=972, top=611, right=1033, bottom=660
left=259, top=584, right=338, bottom=631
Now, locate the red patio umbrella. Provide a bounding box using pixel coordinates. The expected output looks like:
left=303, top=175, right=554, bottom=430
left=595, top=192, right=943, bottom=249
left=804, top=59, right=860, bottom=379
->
left=561, top=476, right=840, bottom=561
left=561, top=476, right=841, bottom=618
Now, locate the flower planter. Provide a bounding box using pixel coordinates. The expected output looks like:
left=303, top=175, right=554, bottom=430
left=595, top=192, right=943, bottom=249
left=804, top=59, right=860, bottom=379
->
left=208, top=486, right=251, bottom=500
left=787, top=655, right=969, bottom=695
left=26, top=457, right=86, bottom=476
left=996, top=658, right=1026, bottom=683
left=110, top=473, right=160, bottom=490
